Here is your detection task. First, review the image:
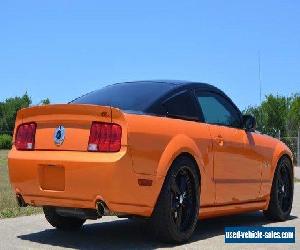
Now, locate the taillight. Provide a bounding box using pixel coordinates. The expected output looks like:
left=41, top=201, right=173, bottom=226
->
left=15, top=122, right=36, bottom=150
left=88, top=122, right=122, bottom=152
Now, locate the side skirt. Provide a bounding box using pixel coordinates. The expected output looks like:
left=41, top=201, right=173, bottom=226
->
left=199, top=200, right=268, bottom=219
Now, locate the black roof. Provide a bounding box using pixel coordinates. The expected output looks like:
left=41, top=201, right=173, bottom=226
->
left=71, top=80, right=230, bottom=115
left=114, top=79, right=211, bottom=86
left=111, top=80, right=237, bottom=113
left=112, top=80, right=220, bottom=92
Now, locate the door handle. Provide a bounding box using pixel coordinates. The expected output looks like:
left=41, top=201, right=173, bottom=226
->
left=216, top=135, right=224, bottom=146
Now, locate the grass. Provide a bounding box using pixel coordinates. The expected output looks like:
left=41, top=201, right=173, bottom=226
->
left=295, top=177, right=300, bottom=183
left=0, top=150, right=41, bottom=219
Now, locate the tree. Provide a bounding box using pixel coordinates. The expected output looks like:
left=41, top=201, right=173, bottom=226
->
left=40, top=98, right=50, bottom=105
left=244, top=93, right=300, bottom=138
left=0, top=93, right=31, bottom=134
left=288, top=94, right=300, bottom=136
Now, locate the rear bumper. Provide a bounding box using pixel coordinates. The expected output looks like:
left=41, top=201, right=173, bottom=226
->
left=8, top=148, right=164, bottom=217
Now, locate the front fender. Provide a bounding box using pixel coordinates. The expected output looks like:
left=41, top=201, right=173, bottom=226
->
left=261, top=140, right=293, bottom=209
left=271, top=142, right=293, bottom=178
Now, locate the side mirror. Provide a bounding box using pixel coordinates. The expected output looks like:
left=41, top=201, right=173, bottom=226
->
left=242, top=115, right=256, bottom=132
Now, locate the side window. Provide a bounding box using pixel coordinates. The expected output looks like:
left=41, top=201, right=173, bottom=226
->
left=196, top=92, right=241, bottom=128
left=163, top=91, right=199, bottom=121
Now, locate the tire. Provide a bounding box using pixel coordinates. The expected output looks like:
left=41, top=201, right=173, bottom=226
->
left=43, top=206, right=86, bottom=231
left=151, top=156, right=200, bottom=243
left=263, top=157, right=293, bottom=221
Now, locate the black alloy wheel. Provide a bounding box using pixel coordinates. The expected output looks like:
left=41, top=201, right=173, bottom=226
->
left=170, top=167, right=197, bottom=233
left=263, top=157, right=293, bottom=221
left=151, top=156, right=200, bottom=243
left=277, top=162, right=293, bottom=213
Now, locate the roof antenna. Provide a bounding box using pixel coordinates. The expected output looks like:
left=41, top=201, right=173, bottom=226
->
left=258, top=51, right=262, bottom=104
left=258, top=50, right=263, bottom=131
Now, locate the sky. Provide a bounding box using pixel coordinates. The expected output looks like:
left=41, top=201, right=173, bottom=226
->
left=0, top=0, right=299, bottom=110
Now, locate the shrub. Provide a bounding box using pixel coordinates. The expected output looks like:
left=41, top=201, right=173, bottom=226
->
left=0, top=134, right=12, bottom=149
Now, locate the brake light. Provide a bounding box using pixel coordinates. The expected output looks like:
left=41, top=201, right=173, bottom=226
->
left=15, top=122, right=36, bottom=150
left=88, top=122, right=122, bottom=152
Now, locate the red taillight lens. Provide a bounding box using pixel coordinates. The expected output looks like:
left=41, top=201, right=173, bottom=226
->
left=88, top=122, right=122, bottom=152
left=15, top=122, right=36, bottom=150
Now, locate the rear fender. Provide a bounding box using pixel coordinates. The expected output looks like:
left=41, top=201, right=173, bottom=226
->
left=155, top=134, right=215, bottom=207
left=156, top=134, right=204, bottom=178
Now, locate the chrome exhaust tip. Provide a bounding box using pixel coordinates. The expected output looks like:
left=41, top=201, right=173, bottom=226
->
left=16, top=194, right=27, bottom=207
left=96, top=200, right=127, bottom=217
left=96, top=201, right=109, bottom=216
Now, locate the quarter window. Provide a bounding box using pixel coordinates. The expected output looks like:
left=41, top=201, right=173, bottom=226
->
left=196, top=92, right=241, bottom=127
left=163, top=91, right=199, bottom=121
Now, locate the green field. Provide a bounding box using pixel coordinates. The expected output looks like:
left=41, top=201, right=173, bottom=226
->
left=0, top=150, right=41, bottom=219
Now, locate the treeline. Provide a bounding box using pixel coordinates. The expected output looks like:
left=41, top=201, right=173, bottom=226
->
left=244, top=93, right=300, bottom=138
left=0, top=93, right=50, bottom=149
left=0, top=92, right=299, bottom=150
left=244, top=93, right=300, bottom=164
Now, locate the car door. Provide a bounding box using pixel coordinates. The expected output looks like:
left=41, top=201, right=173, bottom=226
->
left=195, top=90, right=262, bottom=205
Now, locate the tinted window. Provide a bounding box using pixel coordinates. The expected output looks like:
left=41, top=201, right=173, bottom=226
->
left=196, top=92, right=241, bottom=127
left=71, top=82, right=175, bottom=112
left=163, top=91, right=199, bottom=121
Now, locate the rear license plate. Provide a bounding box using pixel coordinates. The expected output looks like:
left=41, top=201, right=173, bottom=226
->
left=38, top=164, right=65, bottom=191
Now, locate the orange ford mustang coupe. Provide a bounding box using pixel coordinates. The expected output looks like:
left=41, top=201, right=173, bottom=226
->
left=8, top=80, right=294, bottom=243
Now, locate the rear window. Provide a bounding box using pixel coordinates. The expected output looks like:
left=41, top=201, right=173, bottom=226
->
left=71, top=82, right=175, bottom=112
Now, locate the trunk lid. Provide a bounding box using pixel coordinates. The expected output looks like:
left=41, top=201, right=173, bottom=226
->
left=14, top=104, right=127, bottom=151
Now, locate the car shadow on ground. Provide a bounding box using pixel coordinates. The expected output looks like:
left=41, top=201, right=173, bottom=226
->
left=18, top=212, right=297, bottom=250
